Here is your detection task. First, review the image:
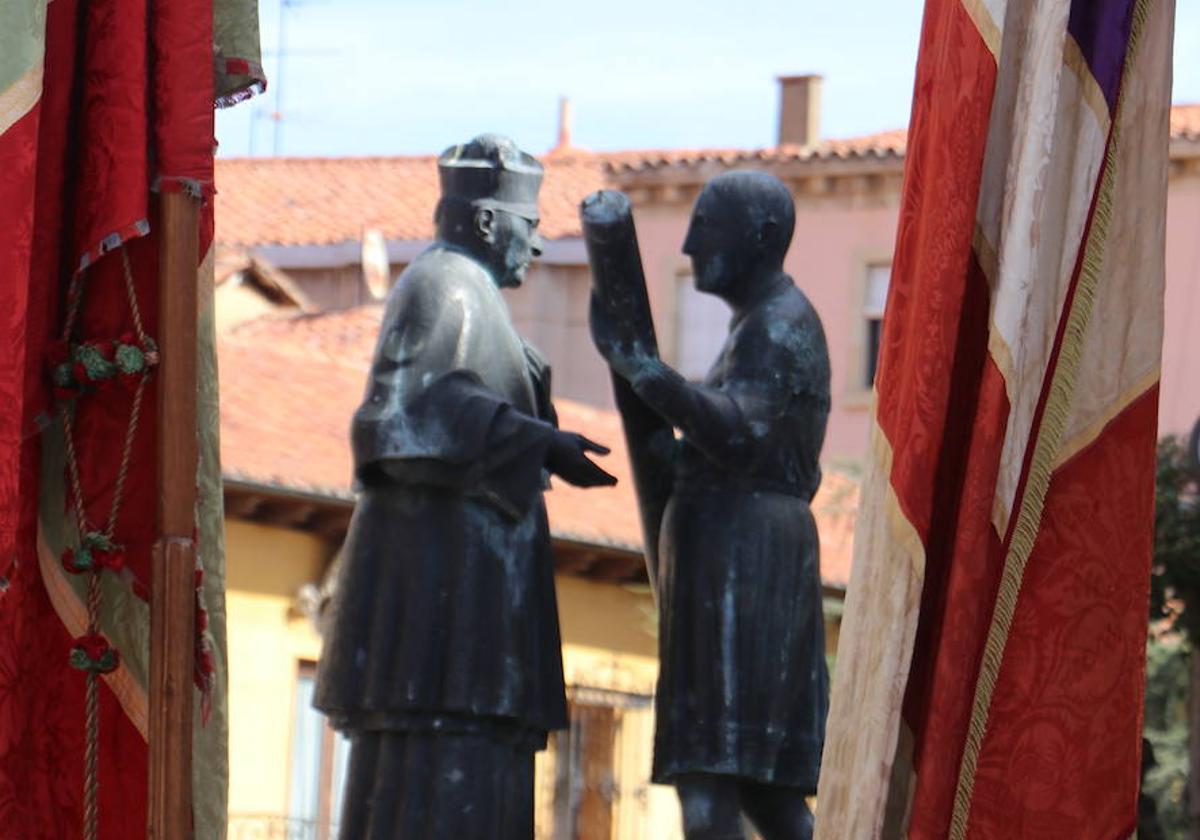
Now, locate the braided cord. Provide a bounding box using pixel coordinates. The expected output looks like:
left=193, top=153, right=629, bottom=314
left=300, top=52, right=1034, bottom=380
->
left=63, top=246, right=155, bottom=840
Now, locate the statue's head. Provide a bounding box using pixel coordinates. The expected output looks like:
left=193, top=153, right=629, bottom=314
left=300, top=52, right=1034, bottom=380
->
left=682, top=171, right=795, bottom=300
left=435, top=134, right=544, bottom=288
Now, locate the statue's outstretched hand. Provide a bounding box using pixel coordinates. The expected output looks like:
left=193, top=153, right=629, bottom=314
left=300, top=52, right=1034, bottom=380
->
left=546, top=431, right=618, bottom=488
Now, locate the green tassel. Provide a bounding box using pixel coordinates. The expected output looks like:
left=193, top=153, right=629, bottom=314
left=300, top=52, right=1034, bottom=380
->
left=114, top=343, right=146, bottom=374
left=72, top=545, right=94, bottom=571
left=82, top=531, right=114, bottom=552
left=53, top=363, right=75, bottom=387
left=74, top=345, right=115, bottom=381
left=96, top=650, right=117, bottom=672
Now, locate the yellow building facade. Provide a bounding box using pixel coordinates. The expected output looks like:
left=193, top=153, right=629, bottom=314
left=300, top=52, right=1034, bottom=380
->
left=222, top=517, right=690, bottom=840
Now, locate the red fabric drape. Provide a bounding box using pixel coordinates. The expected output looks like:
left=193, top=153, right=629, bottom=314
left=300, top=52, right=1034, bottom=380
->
left=0, top=0, right=214, bottom=834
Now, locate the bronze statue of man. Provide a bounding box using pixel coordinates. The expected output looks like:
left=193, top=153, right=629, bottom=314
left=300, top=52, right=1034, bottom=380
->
left=315, top=134, right=616, bottom=840
left=586, top=171, right=830, bottom=840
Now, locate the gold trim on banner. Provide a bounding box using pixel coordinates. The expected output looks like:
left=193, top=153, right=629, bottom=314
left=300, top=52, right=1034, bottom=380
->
left=0, top=63, right=42, bottom=137
left=1053, top=367, right=1160, bottom=470
left=37, top=521, right=150, bottom=740
left=947, top=0, right=1153, bottom=834
left=1064, top=33, right=1114, bottom=136
left=961, top=0, right=1003, bottom=59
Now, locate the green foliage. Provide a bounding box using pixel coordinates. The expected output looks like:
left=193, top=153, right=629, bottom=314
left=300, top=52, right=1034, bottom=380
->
left=1152, top=438, right=1200, bottom=643
left=1143, top=637, right=1190, bottom=837
left=1145, top=437, right=1200, bottom=836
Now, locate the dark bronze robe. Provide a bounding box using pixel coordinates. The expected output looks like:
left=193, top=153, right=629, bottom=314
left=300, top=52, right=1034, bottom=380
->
left=641, top=277, right=831, bottom=791
left=314, top=246, right=568, bottom=744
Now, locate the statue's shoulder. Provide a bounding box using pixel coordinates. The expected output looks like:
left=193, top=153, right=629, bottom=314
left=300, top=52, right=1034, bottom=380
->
left=395, top=247, right=490, bottom=292
left=776, top=282, right=826, bottom=345
left=741, top=281, right=819, bottom=337
left=387, top=247, right=494, bottom=314
left=744, top=280, right=828, bottom=378
left=771, top=280, right=818, bottom=323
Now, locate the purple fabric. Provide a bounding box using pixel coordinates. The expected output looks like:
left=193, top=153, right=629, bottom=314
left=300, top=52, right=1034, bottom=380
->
left=1068, top=0, right=1137, bottom=113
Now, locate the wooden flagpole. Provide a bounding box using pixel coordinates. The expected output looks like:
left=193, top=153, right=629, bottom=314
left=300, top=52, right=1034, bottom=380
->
left=148, top=190, right=199, bottom=840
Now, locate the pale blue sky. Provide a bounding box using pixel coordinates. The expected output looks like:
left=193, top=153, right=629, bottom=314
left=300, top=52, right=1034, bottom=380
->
left=215, top=0, right=1200, bottom=159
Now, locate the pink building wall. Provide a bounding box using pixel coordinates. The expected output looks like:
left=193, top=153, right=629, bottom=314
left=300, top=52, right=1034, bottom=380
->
left=787, top=201, right=902, bottom=461
left=629, top=196, right=902, bottom=465
left=1158, top=175, right=1200, bottom=439
left=624, top=167, right=1200, bottom=468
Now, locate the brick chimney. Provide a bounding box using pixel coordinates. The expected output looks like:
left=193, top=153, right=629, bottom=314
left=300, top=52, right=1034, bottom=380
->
left=560, top=97, right=573, bottom=147
left=552, top=96, right=574, bottom=153
left=777, top=75, right=823, bottom=147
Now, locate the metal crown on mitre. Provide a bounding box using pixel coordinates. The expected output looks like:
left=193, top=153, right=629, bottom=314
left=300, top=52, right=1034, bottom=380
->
left=437, top=134, right=543, bottom=221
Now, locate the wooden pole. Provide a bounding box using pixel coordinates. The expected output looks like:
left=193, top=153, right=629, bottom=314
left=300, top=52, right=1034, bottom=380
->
left=148, top=191, right=199, bottom=840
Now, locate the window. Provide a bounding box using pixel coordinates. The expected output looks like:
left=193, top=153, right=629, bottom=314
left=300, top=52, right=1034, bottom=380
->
left=536, top=689, right=654, bottom=840
left=290, top=663, right=351, bottom=840
left=863, top=264, right=891, bottom=387
left=287, top=673, right=655, bottom=840
left=675, top=273, right=732, bottom=381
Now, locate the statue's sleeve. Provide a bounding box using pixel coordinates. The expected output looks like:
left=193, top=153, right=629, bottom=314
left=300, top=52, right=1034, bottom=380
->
left=351, top=276, right=556, bottom=519
left=629, top=323, right=807, bottom=471
left=522, top=339, right=558, bottom=428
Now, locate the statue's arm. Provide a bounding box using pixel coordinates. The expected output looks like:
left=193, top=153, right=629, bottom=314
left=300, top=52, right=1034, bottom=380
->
left=626, top=305, right=827, bottom=475
left=357, top=370, right=558, bottom=517
left=352, top=280, right=563, bottom=518
left=628, top=361, right=752, bottom=464
left=518, top=340, right=617, bottom=490
left=627, top=349, right=795, bottom=472
left=356, top=305, right=613, bottom=522
left=522, top=339, right=558, bottom=428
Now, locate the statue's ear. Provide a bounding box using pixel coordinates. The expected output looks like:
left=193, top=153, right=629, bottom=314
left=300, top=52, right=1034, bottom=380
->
left=475, top=208, right=496, bottom=243
left=758, top=219, right=781, bottom=251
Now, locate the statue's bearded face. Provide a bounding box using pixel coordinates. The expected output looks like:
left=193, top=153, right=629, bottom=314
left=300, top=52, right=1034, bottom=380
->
left=682, top=190, right=756, bottom=297
left=479, top=209, right=543, bottom=288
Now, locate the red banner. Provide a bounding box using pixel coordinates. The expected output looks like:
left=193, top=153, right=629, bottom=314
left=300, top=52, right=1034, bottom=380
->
left=0, top=0, right=253, bottom=834
left=817, top=0, right=1175, bottom=837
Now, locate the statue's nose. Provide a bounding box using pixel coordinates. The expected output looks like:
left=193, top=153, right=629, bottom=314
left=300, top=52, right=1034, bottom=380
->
left=531, top=233, right=544, bottom=258
left=682, top=228, right=698, bottom=256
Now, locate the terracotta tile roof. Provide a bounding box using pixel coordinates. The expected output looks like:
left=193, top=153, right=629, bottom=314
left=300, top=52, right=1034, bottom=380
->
left=606, top=129, right=910, bottom=175
left=216, top=156, right=435, bottom=248
left=216, top=106, right=1198, bottom=250
left=610, top=105, right=1200, bottom=174
left=817, top=128, right=911, bottom=157
left=211, top=134, right=912, bottom=249
left=217, top=304, right=856, bottom=586
left=1173, top=103, right=1200, bottom=141
left=214, top=150, right=640, bottom=248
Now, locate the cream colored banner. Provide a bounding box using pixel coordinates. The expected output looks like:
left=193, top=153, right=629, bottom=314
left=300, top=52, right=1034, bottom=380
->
left=974, top=0, right=1110, bottom=539
left=815, top=420, right=926, bottom=839
left=0, top=0, right=46, bottom=132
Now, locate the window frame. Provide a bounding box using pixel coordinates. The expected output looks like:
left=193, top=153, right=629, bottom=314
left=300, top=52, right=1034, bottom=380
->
left=672, top=269, right=733, bottom=382
left=861, top=262, right=890, bottom=390
left=289, top=660, right=349, bottom=840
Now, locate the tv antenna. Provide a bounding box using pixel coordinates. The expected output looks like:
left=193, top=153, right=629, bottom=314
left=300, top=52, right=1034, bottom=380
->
left=261, top=0, right=336, bottom=156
